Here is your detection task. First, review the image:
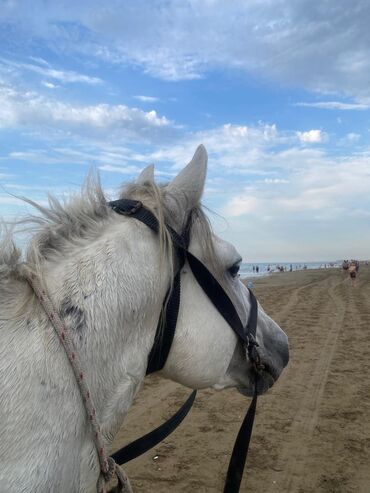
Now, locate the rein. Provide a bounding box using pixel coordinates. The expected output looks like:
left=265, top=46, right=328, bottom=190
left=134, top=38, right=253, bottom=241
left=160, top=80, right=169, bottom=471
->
left=24, top=197, right=261, bottom=493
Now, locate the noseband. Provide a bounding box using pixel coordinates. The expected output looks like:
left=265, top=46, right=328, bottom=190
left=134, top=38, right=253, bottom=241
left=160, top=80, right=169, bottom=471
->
left=109, top=199, right=262, bottom=493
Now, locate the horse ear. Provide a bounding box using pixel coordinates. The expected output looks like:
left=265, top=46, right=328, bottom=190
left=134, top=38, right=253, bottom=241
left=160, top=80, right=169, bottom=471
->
left=137, top=164, right=155, bottom=184
left=167, top=145, right=208, bottom=209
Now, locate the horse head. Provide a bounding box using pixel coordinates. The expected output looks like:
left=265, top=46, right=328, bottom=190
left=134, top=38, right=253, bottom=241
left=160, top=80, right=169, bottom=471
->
left=0, top=145, right=289, bottom=492
left=143, top=145, right=289, bottom=396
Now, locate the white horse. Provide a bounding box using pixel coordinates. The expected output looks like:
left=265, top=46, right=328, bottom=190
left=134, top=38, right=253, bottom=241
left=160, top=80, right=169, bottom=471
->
left=0, top=145, right=289, bottom=492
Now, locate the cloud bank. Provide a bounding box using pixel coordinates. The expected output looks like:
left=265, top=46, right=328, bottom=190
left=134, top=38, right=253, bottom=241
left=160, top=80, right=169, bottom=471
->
left=2, top=1, right=370, bottom=100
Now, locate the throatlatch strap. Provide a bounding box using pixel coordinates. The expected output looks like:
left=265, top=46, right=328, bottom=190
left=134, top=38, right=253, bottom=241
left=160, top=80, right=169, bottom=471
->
left=146, top=270, right=181, bottom=375
left=111, top=390, right=196, bottom=464
left=109, top=198, right=188, bottom=374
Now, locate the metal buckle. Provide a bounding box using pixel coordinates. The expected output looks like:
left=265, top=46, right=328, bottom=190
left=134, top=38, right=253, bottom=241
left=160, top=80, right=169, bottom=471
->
left=111, top=200, right=142, bottom=216
left=126, top=201, right=142, bottom=215
left=245, top=334, right=265, bottom=372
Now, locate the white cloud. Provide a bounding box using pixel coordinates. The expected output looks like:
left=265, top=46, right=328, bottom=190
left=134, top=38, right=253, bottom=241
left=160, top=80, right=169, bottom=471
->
left=0, top=83, right=174, bottom=142
left=28, top=56, right=50, bottom=67
left=3, top=145, right=151, bottom=170
left=0, top=195, right=30, bottom=206
left=296, top=101, right=370, bottom=111
left=223, top=195, right=259, bottom=217
left=264, top=178, right=290, bottom=184
left=0, top=172, right=14, bottom=179
left=2, top=1, right=370, bottom=98
left=28, top=65, right=102, bottom=85
left=98, top=164, right=142, bottom=174
left=297, top=130, right=325, bottom=143
left=41, top=81, right=59, bottom=89
left=0, top=58, right=103, bottom=85
left=346, top=132, right=361, bottom=142
left=144, top=123, right=280, bottom=172
left=134, top=95, right=160, bottom=103
left=1, top=116, right=369, bottom=261
left=220, top=151, right=370, bottom=221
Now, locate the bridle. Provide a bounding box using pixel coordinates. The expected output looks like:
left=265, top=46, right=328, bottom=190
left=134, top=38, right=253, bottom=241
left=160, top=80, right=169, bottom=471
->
left=109, top=199, right=263, bottom=493
left=24, top=197, right=262, bottom=493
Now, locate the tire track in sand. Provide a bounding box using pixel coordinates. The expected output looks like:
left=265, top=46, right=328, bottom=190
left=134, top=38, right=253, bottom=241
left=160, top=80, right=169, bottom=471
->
left=274, top=277, right=329, bottom=324
left=266, top=275, right=346, bottom=492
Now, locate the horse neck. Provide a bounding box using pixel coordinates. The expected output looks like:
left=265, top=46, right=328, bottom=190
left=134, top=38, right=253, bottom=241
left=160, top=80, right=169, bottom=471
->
left=38, top=222, right=169, bottom=444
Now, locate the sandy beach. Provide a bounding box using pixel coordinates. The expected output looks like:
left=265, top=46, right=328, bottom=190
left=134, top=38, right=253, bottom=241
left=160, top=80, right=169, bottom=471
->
left=111, top=265, right=370, bottom=493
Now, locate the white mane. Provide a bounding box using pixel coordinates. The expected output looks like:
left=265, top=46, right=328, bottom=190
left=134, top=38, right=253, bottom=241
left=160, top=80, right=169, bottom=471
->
left=0, top=171, right=219, bottom=297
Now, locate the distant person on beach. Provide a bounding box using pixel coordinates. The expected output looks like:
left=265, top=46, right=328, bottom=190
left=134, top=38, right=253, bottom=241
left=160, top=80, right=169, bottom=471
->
left=256, top=265, right=259, bottom=274
left=348, top=262, right=357, bottom=287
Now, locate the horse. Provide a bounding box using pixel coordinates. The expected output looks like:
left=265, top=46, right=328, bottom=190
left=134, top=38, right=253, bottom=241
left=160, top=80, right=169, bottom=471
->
left=0, top=145, right=289, bottom=492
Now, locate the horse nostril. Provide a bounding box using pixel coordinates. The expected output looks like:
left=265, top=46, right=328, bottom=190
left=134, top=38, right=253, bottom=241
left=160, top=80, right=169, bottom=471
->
left=262, top=362, right=279, bottom=381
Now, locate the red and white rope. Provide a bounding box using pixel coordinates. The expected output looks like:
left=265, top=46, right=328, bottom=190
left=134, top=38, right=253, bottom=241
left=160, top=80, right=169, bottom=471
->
left=23, top=268, right=132, bottom=493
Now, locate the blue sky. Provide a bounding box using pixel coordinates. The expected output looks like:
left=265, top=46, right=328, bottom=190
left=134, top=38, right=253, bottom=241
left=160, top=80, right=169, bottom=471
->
left=1, top=1, right=369, bottom=262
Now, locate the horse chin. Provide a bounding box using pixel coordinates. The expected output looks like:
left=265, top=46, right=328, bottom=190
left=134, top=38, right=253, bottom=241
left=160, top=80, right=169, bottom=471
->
left=237, top=369, right=276, bottom=397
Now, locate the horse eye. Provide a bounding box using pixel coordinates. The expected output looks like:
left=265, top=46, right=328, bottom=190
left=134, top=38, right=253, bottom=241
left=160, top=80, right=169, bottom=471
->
left=228, top=262, right=241, bottom=278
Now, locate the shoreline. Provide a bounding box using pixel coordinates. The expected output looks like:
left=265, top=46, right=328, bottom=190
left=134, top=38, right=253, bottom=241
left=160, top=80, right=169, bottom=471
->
left=241, top=261, right=342, bottom=277
left=242, top=264, right=340, bottom=280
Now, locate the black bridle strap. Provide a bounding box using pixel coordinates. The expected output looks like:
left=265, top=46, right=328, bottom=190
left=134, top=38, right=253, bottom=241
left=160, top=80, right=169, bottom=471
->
left=110, top=201, right=254, bottom=322
left=110, top=199, right=259, bottom=363
left=224, top=379, right=258, bottom=493
left=186, top=251, right=255, bottom=344
left=109, top=199, right=259, bottom=492
left=110, top=199, right=197, bottom=465
left=110, top=199, right=159, bottom=234
left=146, top=270, right=182, bottom=375
left=111, top=390, right=196, bottom=464
left=184, top=252, right=259, bottom=492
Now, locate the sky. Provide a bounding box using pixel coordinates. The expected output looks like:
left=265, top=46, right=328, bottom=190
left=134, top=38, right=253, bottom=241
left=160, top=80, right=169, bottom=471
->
left=0, top=0, right=369, bottom=262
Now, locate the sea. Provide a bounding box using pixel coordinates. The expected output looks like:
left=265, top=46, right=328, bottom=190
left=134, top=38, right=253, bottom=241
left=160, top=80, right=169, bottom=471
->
left=240, top=261, right=340, bottom=279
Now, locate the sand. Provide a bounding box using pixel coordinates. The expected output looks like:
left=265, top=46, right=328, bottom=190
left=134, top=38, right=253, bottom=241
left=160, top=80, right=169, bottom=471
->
left=111, top=265, right=370, bottom=492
